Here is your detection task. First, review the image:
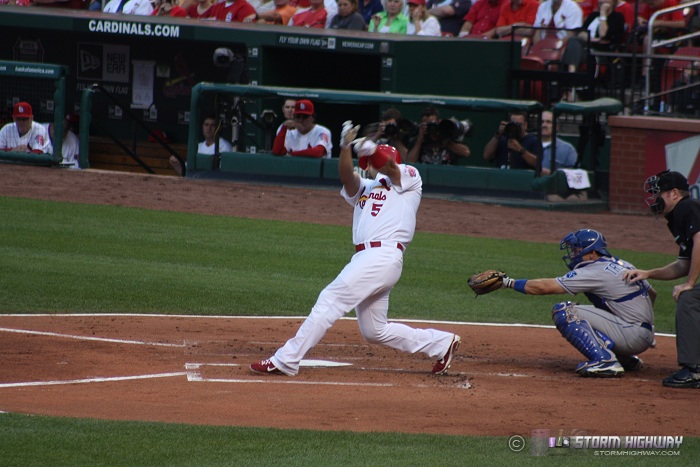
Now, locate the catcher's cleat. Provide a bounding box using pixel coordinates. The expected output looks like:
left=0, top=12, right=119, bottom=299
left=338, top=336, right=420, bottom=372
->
left=662, top=366, right=700, bottom=388
left=619, top=355, right=644, bottom=372
left=576, top=360, right=624, bottom=378
left=250, top=359, right=283, bottom=375
left=432, top=335, right=461, bottom=375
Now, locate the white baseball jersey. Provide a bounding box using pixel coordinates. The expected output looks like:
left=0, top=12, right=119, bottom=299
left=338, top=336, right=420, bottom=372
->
left=556, top=257, right=654, bottom=326
left=342, top=164, right=422, bottom=246
left=0, top=121, right=51, bottom=154
left=197, top=138, right=233, bottom=154
left=283, top=124, right=332, bottom=158
left=44, top=124, right=80, bottom=168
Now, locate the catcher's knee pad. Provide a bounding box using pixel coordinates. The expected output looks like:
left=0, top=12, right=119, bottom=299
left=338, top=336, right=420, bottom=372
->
left=551, top=302, right=615, bottom=362
left=551, top=301, right=575, bottom=332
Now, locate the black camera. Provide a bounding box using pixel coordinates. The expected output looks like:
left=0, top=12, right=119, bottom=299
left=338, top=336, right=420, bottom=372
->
left=426, top=122, right=439, bottom=137
left=438, top=118, right=472, bottom=142
left=503, top=121, right=522, bottom=140
left=383, top=123, right=398, bottom=137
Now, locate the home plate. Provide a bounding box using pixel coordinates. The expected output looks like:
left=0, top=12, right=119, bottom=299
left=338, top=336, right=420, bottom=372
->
left=300, top=359, right=353, bottom=368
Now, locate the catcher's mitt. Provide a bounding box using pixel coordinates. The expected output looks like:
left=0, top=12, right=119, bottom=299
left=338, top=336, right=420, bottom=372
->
left=468, top=270, right=507, bottom=296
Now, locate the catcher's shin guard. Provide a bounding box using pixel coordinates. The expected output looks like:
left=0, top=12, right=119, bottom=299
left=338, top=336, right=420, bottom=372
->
left=551, top=302, right=616, bottom=365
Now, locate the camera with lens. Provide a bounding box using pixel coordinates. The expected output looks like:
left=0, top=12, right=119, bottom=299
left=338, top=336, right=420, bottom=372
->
left=426, top=121, right=440, bottom=138
left=438, top=118, right=472, bottom=142
left=383, top=123, right=398, bottom=137
left=503, top=121, right=522, bottom=141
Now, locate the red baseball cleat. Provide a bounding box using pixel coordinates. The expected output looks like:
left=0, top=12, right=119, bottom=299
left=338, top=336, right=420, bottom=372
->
left=432, top=335, right=461, bottom=375
left=250, top=359, right=282, bottom=375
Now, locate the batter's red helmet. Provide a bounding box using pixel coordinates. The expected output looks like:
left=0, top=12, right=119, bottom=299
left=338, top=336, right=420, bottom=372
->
left=359, top=144, right=402, bottom=170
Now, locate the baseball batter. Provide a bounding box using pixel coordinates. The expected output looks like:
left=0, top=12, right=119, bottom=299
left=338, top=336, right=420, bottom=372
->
left=250, top=121, right=460, bottom=376
left=0, top=102, right=51, bottom=155
left=478, top=229, right=655, bottom=377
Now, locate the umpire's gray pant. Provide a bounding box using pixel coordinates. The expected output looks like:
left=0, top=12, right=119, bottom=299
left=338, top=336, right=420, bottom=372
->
left=676, top=286, right=700, bottom=367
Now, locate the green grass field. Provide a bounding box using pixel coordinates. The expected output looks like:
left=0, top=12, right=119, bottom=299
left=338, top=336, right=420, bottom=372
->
left=0, top=196, right=695, bottom=465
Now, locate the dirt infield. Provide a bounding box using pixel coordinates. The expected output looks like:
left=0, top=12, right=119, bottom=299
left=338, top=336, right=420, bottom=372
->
left=0, top=165, right=695, bottom=437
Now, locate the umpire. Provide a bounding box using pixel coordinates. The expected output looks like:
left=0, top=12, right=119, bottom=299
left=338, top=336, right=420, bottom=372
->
left=625, top=170, right=700, bottom=389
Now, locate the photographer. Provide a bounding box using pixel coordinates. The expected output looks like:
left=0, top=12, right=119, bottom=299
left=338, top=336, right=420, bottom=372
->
left=367, top=108, right=409, bottom=161
left=483, top=111, right=542, bottom=170
left=406, top=107, right=471, bottom=165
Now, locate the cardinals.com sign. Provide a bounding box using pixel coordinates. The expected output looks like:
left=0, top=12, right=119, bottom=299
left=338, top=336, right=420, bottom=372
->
left=77, top=43, right=129, bottom=83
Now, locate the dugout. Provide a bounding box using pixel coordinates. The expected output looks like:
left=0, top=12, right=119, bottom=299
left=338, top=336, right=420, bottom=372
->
left=0, top=6, right=517, bottom=162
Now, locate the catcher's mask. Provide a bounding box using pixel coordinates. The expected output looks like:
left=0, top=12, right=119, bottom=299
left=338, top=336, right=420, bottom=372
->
left=358, top=144, right=401, bottom=170
left=644, top=170, right=689, bottom=217
left=560, top=229, right=611, bottom=270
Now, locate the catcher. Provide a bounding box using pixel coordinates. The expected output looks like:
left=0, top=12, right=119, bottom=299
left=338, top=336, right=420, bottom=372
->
left=468, top=229, right=656, bottom=378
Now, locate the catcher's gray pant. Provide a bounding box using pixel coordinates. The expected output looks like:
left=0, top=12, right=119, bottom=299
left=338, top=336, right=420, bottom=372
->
left=572, top=304, right=655, bottom=358
left=676, top=286, right=700, bottom=367
left=270, top=245, right=455, bottom=376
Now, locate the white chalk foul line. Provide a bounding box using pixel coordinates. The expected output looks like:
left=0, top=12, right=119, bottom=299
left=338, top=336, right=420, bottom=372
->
left=0, top=372, right=188, bottom=389
left=0, top=327, right=185, bottom=348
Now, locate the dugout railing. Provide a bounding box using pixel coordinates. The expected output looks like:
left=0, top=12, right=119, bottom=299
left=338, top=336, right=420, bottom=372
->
left=0, top=60, right=68, bottom=166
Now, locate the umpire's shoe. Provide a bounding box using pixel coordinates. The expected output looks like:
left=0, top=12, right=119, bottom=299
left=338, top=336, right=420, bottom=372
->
left=662, top=366, right=700, bottom=388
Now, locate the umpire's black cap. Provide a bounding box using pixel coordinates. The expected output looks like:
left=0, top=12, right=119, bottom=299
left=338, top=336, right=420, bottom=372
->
left=657, top=171, right=689, bottom=192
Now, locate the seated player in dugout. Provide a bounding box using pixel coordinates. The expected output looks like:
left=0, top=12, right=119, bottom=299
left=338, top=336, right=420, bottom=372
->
left=479, top=229, right=656, bottom=378
left=0, top=102, right=52, bottom=155
left=483, top=111, right=543, bottom=170
left=272, top=99, right=333, bottom=158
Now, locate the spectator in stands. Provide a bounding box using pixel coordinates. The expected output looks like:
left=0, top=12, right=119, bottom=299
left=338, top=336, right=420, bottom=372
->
left=199, top=0, right=257, bottom=22
left=272, top=99, right=333, bottom=158
left=103, top=0, right=154, bottom=14
left=359, top=0, right=384, bottom=24
left=426, top=0, right=472, bottom=37
left=458, top=0, right=504, bottom=38
left=494, top=0, right=539, bottom=38
left=483, top=111, right=543, bottom=170
left=249, top=0, right=276, bottom=18
left=0, top=102, right=52, bottom=155
left=367, top=107, right=410, bottom=160
left=406, top=107, right=471, bottom=165
left=186, top=0, right=213, bottom=17
left=540, top=110, right=577, bottom=175
left=572, top=0, right=594, bottom=17
left=45, top=114, right=81, bottom=169
left=638, top=0, right=686, bottom=76
left=369, top=0, right=409, bottom=33
left=578, top=0, right=626, bottom=52
left=32, top=0, right=88, bottom=9
left=670, top=61, right=700, bottom=115
left=533, top=0, right=583, bottom=42
left=276, top=98, right=297, bottom=135
left=407, top=0, right=442, bottom=35
left=152, top=0, right=188, bottom=16
left=329, top=0, right=368, bottom=29
left=289, top=0, right=327, bottom=27
left=257, top=0, right=296, bottom=24
left=615, top=0, right=635, bottom=32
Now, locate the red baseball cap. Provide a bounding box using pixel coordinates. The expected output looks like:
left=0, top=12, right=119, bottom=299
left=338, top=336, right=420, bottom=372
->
left=294, top=99, right=314, bottom=116
left=13, top=102, right=33, bottom=118
left=408, top=0, right=426, bottom=5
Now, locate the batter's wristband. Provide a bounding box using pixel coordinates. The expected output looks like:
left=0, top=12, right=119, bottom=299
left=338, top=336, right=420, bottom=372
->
left=514, top=279, right=528, bottom=294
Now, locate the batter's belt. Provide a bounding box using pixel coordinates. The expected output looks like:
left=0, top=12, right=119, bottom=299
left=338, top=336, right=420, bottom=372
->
left=355, top=241, right=405, bottom=253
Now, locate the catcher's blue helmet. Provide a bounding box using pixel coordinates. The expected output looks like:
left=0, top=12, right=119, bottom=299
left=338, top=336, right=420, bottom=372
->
left=560, top=229, right=611, bottom=270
